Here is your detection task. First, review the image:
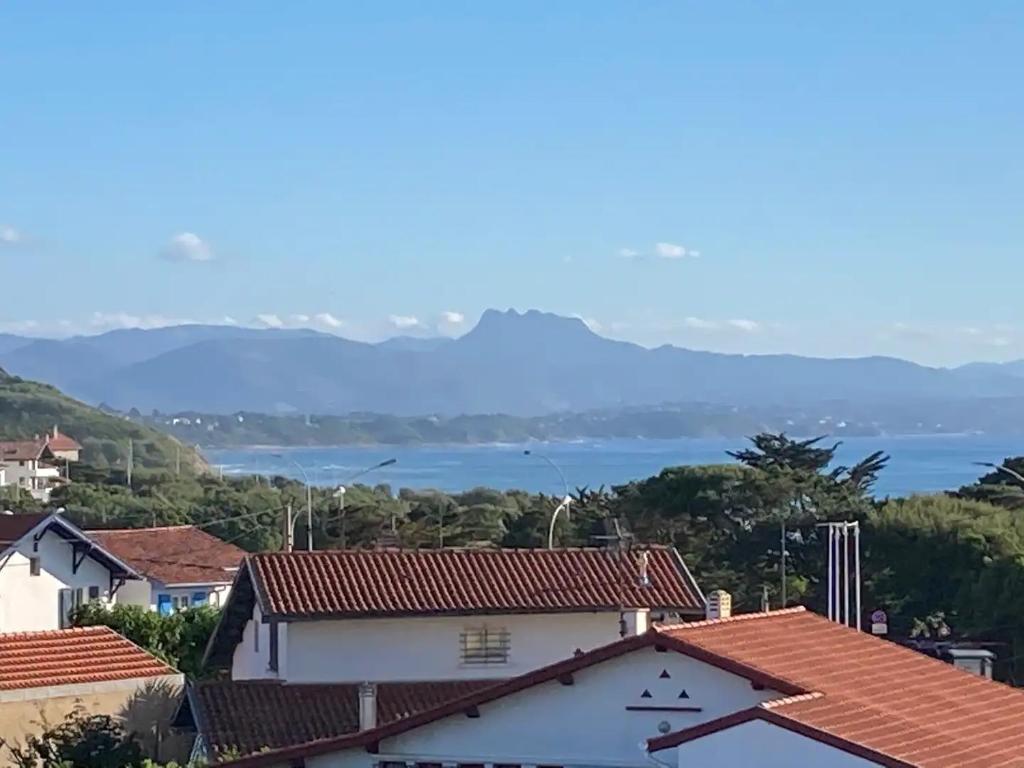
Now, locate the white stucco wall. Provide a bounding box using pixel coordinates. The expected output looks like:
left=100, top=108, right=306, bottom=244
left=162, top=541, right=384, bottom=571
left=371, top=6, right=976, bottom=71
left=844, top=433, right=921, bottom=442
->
left=235, top=611, right=631, bottom=683
left=305, top=645, right=781, bottom=768
left=0, top=527, right=120, bottom=632
left=673, top=718, right=883, bottom=767
left=116, top=580, right=230, bottom=611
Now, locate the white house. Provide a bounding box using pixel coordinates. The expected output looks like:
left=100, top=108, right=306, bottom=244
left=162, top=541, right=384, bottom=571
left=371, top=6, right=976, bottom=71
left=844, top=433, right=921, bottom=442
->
left=203, top=547, right=706, bottom=684
left=0, top=440, right=63, bottom=501
left=181, top=547, right=705, bottom=758
left=0, top=511, right=141, bottom=632
left=210, top=606, right=1024, bottom=768
left=88, top=525, right=245, bottom=614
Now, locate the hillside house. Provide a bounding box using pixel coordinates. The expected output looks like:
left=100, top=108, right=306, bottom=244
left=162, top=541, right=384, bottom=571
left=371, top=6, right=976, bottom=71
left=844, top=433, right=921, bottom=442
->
left=0, top=626, right=186, bottom=763
left=0, top=440, right=62, bottom=501
left=43, top=425, right=82, bottom=462
left=88, top=525, right=245, bottom=613
left=0, top=512, right=141, bottom=632
left=206, top=606, right=1024, bottom=768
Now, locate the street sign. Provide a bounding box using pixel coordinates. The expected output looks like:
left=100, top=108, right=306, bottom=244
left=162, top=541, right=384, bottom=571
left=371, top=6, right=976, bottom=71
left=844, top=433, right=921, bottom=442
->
left=870, top=609, right=888, bottom=635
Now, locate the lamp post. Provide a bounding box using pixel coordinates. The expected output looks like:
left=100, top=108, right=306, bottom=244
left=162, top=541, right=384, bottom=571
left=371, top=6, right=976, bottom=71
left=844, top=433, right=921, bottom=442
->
left=523, top=450, right=572, bottom=549
left=333, top=458, right=397, bottom=548
left=974, top=461, right=1024, bottom=485
left=272, top=454, right=314, bottom=551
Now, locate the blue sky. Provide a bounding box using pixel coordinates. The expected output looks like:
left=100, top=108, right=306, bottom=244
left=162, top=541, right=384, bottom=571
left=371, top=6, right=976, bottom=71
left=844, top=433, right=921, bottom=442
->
left=1, top=2, right=1021, bottom=365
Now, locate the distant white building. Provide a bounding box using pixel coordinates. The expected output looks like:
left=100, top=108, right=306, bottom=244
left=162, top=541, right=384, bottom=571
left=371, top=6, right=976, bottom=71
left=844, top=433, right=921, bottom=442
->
left=0, top=440, right=63, bottom=501
left=0, top=512, right=142, bottom=632
left=88, top=525, right=245, bottom=613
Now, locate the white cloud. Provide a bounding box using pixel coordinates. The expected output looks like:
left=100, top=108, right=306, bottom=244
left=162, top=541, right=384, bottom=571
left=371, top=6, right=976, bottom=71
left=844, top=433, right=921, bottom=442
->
left=0, top=225, right=23, bottom=245
left=160, top=232, right=214, bottom=262
left=389, top=315, right=420, bottom=329
left=571, top=313, right=602, bottom=332
left=256, top=313, right=284, bottom=328
left=440, top=311, right=465, bottom=325
left=618, top=248, right=640, bottom=259
left=657, top=242, right=701, bottom=259
left=987, top=336, right=1012, bottom=348
left=314, top=312, right=344, bottom=329
left=683, top=316, right=720, bottom=330
left=222, top=315, right=238, bottom=325
left=88, top=312, right=198, bottom=331
left=728, top=318, right=761, bottom=333
left=290, top=313, right=311, bottom=324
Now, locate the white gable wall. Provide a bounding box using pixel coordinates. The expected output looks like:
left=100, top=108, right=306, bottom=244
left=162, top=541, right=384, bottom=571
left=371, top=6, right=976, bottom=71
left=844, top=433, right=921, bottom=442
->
left=0, top=527, right=120, bottom=632
left=307, top=646, right=781, bottom=768
left=284, top=612, right=625, bottom=683
left=673, top=719, right=883, bottom=767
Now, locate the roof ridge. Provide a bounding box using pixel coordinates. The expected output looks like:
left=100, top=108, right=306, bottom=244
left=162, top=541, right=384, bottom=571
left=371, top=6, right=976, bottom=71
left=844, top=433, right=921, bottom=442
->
left=759, top=690, right=827, bottom=709
left=0, top=625, right=114, bottom=641
left=252, top=545, right=672, bottom=556
left=657, top=606, right=807, bottom=631
left=89, top=524, right=199, bottom=533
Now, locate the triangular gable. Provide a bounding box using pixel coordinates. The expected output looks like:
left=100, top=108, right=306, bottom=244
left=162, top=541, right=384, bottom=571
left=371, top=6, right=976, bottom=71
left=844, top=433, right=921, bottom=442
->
left=2, top=512, right=142, bottom=579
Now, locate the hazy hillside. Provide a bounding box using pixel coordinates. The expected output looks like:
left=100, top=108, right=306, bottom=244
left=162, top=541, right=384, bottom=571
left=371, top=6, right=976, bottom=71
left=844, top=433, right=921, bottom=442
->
left=0, top=367, right=206, bottom=471
left=4, top=310, right=1024, bottom=417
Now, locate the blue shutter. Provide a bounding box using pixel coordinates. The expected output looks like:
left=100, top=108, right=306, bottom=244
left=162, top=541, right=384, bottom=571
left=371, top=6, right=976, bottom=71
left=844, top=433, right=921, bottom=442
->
left=157, top=594, right=172, bottom=616
left=192, top=591, right=208, bottom=606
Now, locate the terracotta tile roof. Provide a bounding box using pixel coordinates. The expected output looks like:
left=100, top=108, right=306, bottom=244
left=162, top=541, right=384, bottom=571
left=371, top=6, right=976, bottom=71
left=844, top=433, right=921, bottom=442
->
left=221, top=608, right=1024, bottom=768
left=45, top=431, right=82, bottom=451
left=0, top=439, right=46, bottom=462
left=88, top=525, right=245, bottom=586
left=189, top=679, right=499, bottom=756
left=247, top=547, right=705, bottom=619
left=0, top=626, right=176, bottom=691
left=0, top=512, right=48, bottom=547
left=650, top=607, right=1024, bottom=768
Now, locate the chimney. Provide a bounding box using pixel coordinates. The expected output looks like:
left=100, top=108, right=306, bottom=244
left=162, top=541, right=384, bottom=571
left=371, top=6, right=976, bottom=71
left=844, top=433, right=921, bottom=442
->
left=619, top=608, right=650, bottom=637
left=359, top=682, right=378, bottom=730
left=706, top=590, right=732, bottom=621
left=638, top=551, right=650, bottom=587
left=52, top=425, right=59, bottom=438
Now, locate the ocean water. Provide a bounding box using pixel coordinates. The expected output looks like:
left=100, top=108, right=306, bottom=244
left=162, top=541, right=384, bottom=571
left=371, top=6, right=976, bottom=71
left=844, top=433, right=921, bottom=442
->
left=204, top=434, right=1024, bottom=498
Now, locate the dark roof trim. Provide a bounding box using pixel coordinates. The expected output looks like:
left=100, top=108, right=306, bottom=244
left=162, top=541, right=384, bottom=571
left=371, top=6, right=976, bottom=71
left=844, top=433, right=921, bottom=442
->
left=647, top=706, right=916, bottom=768
left=1, top=513, right=142, bottom=579
left=264, top=604, right=707, bottom=622
left=216, top=627, right=805, bottom=768
left=200, top=562, right=256, bottom=671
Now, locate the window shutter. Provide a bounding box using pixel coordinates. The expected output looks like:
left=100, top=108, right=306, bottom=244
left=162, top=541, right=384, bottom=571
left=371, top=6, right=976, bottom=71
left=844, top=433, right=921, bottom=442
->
left=157, top=594, right=172, bottom=616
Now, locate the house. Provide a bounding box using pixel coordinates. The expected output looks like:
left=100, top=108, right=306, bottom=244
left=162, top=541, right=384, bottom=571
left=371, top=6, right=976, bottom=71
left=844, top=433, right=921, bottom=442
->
left=203, top=547, right=706, bottom=684
left=0, top=511, right=141, bottom=632
left=208, top=605, right=1024, bottom=768
left=44, top=426, right=82, bottom=463
left=180, top=546, right=704, bottom=760
left=0, top=440, right=62, bottom=501
left=88, top=525, right=245, bottom=614
left=0, top=626, right=186, bottom=762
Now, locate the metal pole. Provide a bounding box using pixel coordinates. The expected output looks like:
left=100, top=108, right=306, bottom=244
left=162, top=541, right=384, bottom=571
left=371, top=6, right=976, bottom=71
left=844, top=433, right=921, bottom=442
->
left=780, top=519, right=787, bottom=608
left=547, top=497, right=570, bottom=549
left=843, top=523, right=851, bottom=627
left=834, top=525, right=841, bottom=623
left=523, top=450, right=570, bottom=498
left=823, top=528, right=831, bottom=622
left=306, top=483, right=313, bottom=551
left=854, top=522, right=862, bottom=631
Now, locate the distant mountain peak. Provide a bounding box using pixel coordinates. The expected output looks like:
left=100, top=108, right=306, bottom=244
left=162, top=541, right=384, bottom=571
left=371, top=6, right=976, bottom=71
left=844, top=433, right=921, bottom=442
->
left=472, top=307, right=595, bottom=338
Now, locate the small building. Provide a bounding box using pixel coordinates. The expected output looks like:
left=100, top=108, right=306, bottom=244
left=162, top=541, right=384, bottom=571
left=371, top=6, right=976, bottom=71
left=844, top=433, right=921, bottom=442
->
left=0, top=440, right=62, bottom=501
left=0, top=626, right=186, bottom=762
left=44, top=426, right=83, bottom=463
left=88, top=525, right=245, bottom=613
left=0, top=511, right=141, bottom=632
left=206, top=606, right=1024, bottom=768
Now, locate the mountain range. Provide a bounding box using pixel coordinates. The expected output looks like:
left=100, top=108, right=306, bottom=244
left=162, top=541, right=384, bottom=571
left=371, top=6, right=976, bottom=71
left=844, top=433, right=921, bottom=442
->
left=2, top=309, right=1024, bottom=417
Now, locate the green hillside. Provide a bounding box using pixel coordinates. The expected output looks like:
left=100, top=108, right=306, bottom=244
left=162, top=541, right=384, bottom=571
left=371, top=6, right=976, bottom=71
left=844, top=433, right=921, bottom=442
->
left=0, top=367, right=206, bottom=472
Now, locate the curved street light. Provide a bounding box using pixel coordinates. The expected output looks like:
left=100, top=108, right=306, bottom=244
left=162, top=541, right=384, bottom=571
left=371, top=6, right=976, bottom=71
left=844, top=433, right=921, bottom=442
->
left=523, top=449, right=573, bottom=549
left=332, top=458, right=398, bottom=548
left=973, top=461, right=1024, bottom=485
left=271, top=453, right=315, bottom=551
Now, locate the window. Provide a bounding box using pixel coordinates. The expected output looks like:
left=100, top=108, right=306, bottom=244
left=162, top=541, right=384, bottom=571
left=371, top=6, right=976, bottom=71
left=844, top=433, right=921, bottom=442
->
left=29, top=557, right=40, bottom=576
left=172, top=595, right=190, bottom=611
left=192, top=591, right=208, bottom=606
left=253, top=620, right=260, bottom=653
left=268, top=621, right=279, bottom=672
left=88, top=586, right=101, bottom=602
left=460, top=626, right=510, bottom=665
left=157, top=594, right=172, bottom=616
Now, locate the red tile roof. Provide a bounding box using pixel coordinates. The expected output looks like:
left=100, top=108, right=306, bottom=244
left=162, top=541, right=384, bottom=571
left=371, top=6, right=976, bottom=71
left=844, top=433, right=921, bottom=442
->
left=88, top=525, right=245, bottom=586
left=649, top=608, right=1024, bottom=768
left=221, top=608, right=1024, bottom=768
left=0, top=439, right=47, bottom=462
left=45, top=431, right=82, bottom=451
left=0, top=626, right=176, bottom=691
left=247, top=547, right=705, bottom=619
left=188, top=679, right=499, bottom=756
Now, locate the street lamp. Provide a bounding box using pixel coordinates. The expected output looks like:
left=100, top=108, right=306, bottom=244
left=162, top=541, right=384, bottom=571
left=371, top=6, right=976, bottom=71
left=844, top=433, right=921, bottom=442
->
left=973, top=461, right=1024, bottom=485
left=271, top=453, right=314, bottom=551
left=523, top=450, right=572, bottom=549
left=332, top=458, right=397, bottom=548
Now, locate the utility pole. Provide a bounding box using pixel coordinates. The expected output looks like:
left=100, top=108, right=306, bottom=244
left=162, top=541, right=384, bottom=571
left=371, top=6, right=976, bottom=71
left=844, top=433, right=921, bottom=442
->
left=175, top=446, right=181, bottom=476
left=126, top=439, right=133, bottom=489
left=780, top=519, right=787, bottom=608
left=281, top=503, right=294, bottom=552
